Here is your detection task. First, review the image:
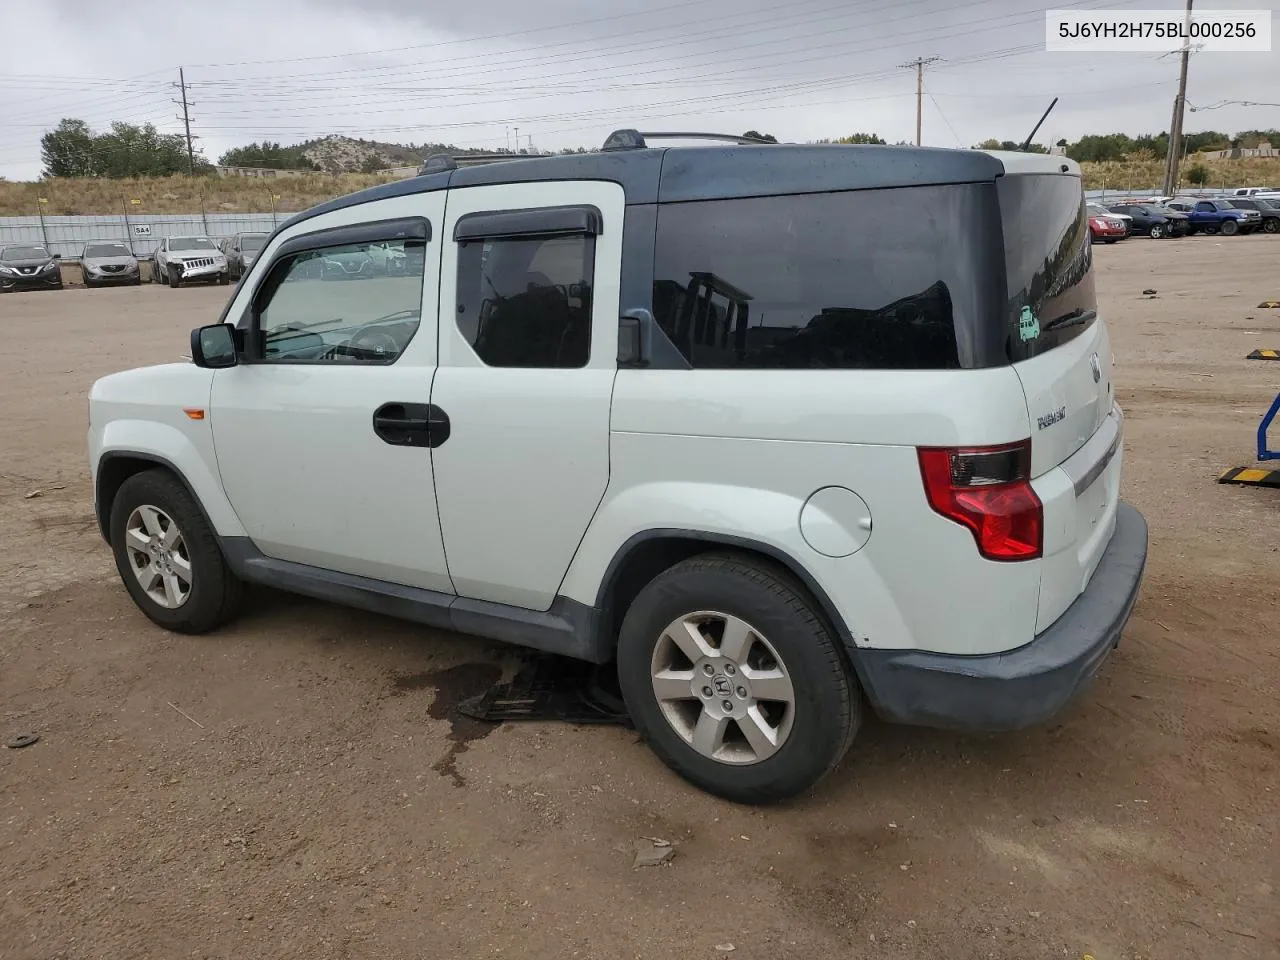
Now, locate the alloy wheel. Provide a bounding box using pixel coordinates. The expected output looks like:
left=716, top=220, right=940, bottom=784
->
left=650, top=611, right=796, bottom=765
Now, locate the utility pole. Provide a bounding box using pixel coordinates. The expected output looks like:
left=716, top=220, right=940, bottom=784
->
left=1162, top=0, right=1194, bottom=195
left=175, top=67, right=195, bottom=175
left=901, top=57, right=941, bottom=146
left=514, top=126, right=520, bottom=154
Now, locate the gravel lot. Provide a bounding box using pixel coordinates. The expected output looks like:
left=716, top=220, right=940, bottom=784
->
left=2, top=236, right=1278, bottom=960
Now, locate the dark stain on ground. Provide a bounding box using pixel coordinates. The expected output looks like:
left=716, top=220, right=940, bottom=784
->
left=389, top=662, right=503, bottom=788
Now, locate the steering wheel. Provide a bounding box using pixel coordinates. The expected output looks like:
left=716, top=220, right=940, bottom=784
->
left=345, top=326, right=401, bottom=360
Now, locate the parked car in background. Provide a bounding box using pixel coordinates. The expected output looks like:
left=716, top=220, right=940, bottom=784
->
left=154, top=236, right=229, bottom=288
left=80, top=241, right=141, bottom=287
left=220, top=232, right=269, bottom=279
left=1107, top=203, right=1188, bottom=239
left=1164, top=198, right=1261, bottom=236
left=0, top=244, right=62, bottom=292
left=1231, top=187, right=1275, bottom=197
left=1086, top=206, right=1128, bottom=243
left=1226, top=197, right=1280, bottom=234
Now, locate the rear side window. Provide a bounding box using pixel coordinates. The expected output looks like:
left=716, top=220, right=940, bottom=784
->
left=997, top=173, right=1096, bottom=362
left=651, top=186, right=1005, bottom=370
left=455, top=233, right=594, bottom=368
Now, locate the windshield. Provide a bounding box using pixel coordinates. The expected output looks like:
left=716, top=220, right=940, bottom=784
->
left=85, top=243, right=131, bottom=258
left=2, top=245, right=50, bottom=260
left=170, top=237, right=216, bottom=251
left=241, top=235, right=267, bottom=252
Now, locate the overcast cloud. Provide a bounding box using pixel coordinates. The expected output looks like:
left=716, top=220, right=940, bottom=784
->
left=0, top=0, right=1276, bottom=179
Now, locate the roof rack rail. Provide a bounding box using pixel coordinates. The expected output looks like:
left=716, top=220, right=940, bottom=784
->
left=417, top=151, right=546, bottom=176
left=601, top=129, right=775, bottom=151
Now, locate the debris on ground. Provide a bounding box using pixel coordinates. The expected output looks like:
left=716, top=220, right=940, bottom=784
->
left=6, top=733, right=40, bottom=749
left=633, top=841, right=676, bottom=868
left=23, top=490, right=41, bottom=499
left=714, top=945, right=736, bottom=953
left=1142, top=288, right=1158, bottom=296
left=457, top=654, right=631, bottom=727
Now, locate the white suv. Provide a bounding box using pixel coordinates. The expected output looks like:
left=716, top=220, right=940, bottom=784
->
left=88, top=133, right=1148, bottom=803
left=154, top=235, right=229, bottom=288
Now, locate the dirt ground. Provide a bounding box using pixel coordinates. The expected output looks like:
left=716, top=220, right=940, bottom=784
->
left=2, top=235, right=1277, bottom=960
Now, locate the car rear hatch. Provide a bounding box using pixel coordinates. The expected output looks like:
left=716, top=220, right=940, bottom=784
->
left=993, top=157, right=1121, bottom=632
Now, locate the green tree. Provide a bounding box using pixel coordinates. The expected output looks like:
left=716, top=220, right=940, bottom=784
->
left=743, top=130, right=779, bottom=143
left=359, top=154, right=389, bottom=173
left=1185, top=163, right=1210, bottom=186
left=40, top=118, right=96, bottom=177
left=218, top=141, right=318, bottom=170
left=41, top=118, right=206, bottom=177
left=836, top=132, right=886, bottom=144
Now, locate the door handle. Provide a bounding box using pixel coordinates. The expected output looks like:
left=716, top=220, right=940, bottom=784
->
left=372, top=402, right=450, bottom=448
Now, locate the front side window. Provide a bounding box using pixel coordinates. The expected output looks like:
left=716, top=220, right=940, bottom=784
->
left=241, top=234, right=267, bottom=252
left=455, top=232, right=594, bottom=368
left=254, top=234, right=427, bottom=364
left=651, top=186, right=1004, bottom=370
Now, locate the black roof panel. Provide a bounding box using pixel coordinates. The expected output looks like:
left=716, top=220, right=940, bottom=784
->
left=450, top=148, right=665, bottom=203
left=657, top=144, right=1005, bottom=203
left=280, top=144, right=1007, bottom=231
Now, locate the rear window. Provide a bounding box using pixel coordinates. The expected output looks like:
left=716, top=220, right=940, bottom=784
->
left=241, top=235, right=267, bottom=252
left=997, top=173, right=1097, bottom=362
left=650, top=185, right=1006, bottom=370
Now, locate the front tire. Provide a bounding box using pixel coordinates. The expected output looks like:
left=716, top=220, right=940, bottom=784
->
left=1220, top=219, right=1239, bottom=236
left=1149, top=223, right=1166, bottom=239
left=616, top=553, right=859, bottom=804
left=168, top=264, right=181, bottom=288
left=108, top=469, right=243, bottom=634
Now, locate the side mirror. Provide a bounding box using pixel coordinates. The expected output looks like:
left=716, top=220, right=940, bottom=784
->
left=618, top=308, right=654, bottom=368
left=52, top=253, right=61, bottom=260
left=190, top=323, right=238, bottom=369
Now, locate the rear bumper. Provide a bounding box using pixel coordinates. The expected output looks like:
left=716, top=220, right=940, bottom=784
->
left=858, top=501, right=1148, bottom=732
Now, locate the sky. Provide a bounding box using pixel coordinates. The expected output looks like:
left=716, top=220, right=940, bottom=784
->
left=0, top=0, right=1276, bottom=180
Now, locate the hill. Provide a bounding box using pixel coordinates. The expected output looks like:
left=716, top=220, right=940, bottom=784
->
left=4, top=156, right=1279, bottom=218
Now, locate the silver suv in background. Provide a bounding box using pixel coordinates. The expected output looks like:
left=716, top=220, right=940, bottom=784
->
left=80, top=241, right=141, bottom=288
left=220, top=232, right=269, bottom=280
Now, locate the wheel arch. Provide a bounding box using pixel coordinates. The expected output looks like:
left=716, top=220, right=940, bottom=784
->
left=95, top=452, right=218, bottom=546
left=591, top=529, right=869, bottom=686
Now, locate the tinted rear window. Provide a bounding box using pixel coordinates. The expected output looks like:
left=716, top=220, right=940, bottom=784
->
left=650, top=185, right=1006, bottom=370
left=997, top=173, right=1096, bottom=361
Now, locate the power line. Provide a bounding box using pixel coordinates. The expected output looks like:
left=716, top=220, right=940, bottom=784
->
left=924, top=85, right=965, bottom=148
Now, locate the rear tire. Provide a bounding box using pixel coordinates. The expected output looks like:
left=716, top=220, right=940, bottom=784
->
left=1220, top=219, right=1239, bottom=236
left=616, top=553, right=859, bottom=804
left=109, top=469, right=243, bottom=634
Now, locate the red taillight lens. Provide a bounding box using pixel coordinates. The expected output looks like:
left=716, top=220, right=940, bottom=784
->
left=917, top=440, right=1043, bottom=561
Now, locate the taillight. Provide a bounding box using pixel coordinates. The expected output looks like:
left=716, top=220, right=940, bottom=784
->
left=917, top=440, right=1043, bottom=561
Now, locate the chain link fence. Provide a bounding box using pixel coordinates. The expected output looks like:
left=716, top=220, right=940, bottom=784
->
left=0, top=212, right=300, bottom=262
